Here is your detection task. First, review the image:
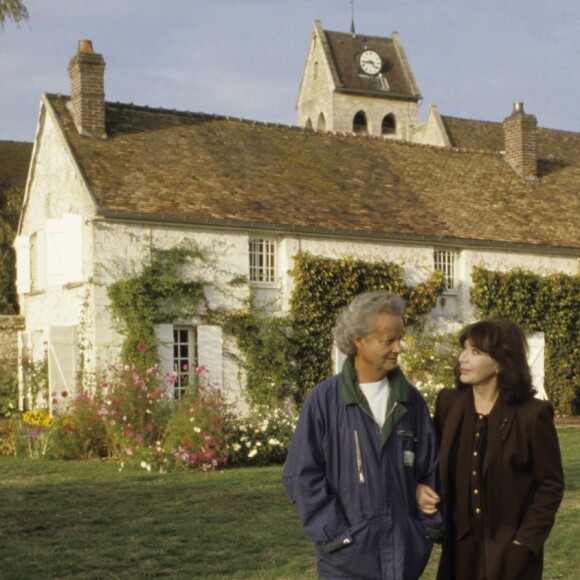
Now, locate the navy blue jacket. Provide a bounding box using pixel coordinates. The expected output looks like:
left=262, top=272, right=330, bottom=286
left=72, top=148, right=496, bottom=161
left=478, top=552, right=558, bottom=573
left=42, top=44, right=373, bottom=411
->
left=283, top=358, right=443, bottom=580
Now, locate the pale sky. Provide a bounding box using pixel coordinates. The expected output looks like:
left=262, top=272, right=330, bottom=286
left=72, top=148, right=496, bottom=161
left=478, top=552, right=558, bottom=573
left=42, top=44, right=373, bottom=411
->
left=1, top=0, right=579, bottom=143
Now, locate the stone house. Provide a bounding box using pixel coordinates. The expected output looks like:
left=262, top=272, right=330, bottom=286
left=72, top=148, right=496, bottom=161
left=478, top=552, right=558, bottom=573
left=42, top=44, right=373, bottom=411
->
left=13, top=25, right=580, bottom=409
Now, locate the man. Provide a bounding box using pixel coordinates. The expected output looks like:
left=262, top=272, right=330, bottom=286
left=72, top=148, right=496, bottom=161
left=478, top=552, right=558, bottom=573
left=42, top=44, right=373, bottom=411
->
left=283, top=291, right=443, bottom=580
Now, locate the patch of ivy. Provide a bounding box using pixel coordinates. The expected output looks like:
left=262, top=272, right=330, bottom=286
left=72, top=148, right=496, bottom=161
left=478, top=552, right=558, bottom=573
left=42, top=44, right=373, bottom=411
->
left=471, top=267, right=580, bottom=415
left=107, top=242, right=208, bottom=372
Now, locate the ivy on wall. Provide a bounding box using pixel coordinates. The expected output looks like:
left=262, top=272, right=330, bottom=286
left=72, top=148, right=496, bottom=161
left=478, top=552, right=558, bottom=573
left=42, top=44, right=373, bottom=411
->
left=289, top=252, right=446, bottom=404
left=107, top=242, right=207, bottom=372
left=471, top=266, right=580, bottom=415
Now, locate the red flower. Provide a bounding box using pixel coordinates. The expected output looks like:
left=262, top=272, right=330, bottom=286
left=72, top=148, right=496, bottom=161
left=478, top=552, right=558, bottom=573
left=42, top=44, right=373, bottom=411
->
left=145, top=424, right=154, bottom=432
left=61, top=390, right=69, bottom=398
left=63, top=424, right=74, bottom=433
left=137, top=343, right=148, bottom=352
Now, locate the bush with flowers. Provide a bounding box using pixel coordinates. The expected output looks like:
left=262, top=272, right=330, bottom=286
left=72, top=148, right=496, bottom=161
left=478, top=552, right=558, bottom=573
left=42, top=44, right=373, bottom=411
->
left=226, top=404, right=297, bottom=466
left=157, top=366, right=232, bottom=472
left=400, top=322, right=459, bottom=413
left=14, top=408, right=53, bottom=458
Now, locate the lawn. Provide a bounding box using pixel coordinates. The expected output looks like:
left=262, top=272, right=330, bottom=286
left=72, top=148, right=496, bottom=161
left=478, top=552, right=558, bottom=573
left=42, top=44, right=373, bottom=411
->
left=0, top=428, right=577, bottom=579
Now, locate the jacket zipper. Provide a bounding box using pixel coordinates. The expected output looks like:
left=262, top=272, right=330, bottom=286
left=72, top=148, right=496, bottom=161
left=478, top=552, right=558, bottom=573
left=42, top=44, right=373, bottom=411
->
left=353, top=430, right=365, bottom=483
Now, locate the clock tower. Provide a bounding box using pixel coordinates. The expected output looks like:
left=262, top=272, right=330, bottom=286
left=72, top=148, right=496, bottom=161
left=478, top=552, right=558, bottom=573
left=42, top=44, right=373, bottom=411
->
left=297, top=20, right=450, bottom=146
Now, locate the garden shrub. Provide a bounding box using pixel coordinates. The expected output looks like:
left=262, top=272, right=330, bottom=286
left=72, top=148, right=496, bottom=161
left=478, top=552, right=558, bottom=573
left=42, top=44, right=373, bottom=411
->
left=226, top=405, right=297, bottom=466
left=400, top=323, right=459, bottom=414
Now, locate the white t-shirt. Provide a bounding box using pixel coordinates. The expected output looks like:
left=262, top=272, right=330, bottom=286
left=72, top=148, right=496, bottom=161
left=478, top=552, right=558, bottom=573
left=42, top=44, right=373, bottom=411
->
left=359, top=376, right=390, bottom=428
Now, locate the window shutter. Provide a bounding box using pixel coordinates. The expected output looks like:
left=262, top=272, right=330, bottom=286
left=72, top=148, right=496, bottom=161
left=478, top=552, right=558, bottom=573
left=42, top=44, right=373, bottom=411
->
left=46, top=219, right=66, bottom=286
left=528, top=333, right=546, bottom=400
left=47, top=326, right=77, bottom=396
left=18, top=330, right=32, bottom=409
left=197, top=325, right=223, bottom=387
left=14, top=235, right=31, bottom=294
left=63, top=213, right=83, bottom=282
left=155, top=324, right=174, bottom=380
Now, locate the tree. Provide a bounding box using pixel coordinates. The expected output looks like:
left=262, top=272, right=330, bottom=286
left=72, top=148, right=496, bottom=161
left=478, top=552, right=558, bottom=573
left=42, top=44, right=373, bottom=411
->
left=0, top=0, right=28, bottom=28
left=0, top=182, right=23, bottom=313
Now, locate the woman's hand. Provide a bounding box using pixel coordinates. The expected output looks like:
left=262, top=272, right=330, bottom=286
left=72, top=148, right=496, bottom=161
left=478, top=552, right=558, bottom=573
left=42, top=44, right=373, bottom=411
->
left=416, top=483, right=441, bottom=516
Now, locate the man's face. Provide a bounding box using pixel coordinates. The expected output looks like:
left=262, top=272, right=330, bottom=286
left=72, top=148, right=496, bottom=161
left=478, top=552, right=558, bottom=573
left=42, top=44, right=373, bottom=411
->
left=354, top=313, right=405, bottom=383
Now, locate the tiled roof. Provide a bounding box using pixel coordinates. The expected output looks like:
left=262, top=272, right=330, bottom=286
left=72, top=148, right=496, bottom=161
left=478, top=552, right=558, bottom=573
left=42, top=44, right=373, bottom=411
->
left=0, top=140, right=33, bottom=188
left=324, top=30, right=419, bottom=99
left=47, top=94, right=580, bottom=251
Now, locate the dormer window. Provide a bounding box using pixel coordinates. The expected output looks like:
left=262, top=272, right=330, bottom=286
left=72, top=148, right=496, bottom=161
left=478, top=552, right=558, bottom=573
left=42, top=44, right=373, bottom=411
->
left=377, top=75, right=389, bottom=91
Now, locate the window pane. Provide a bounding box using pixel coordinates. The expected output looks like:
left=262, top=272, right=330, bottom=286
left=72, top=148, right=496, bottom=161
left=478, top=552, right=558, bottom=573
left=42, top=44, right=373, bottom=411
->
left=434, top=250, right=459, bottom=291
left=249, top=238, right=276, bottom=283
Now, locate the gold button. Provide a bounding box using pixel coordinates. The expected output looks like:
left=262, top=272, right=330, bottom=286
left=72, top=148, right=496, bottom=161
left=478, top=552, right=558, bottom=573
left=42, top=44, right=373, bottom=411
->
left=472, top=470, right=477, bottom=476
left=478, top=414, right=483, bottom=420
left=473, top=451, right=478, bottom=457
left=474, top=489, right=479, bottom=495
left=475, top=508, right=481, bottom=514
left=475, top=432, right=480, bottom=438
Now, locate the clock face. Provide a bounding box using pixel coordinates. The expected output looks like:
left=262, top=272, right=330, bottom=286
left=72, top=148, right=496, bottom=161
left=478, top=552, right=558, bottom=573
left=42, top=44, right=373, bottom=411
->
left=360, top=50, right=382, bottom=75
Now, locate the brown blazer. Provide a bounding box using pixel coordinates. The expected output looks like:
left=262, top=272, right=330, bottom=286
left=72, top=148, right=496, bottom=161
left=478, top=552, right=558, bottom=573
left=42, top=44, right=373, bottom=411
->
left=434, top=388, right=564, bottom=580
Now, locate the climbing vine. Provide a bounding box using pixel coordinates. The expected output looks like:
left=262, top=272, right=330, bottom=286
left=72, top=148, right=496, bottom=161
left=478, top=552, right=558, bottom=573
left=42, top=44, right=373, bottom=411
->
left=471, top=266, right=580, bottom=415
left=107, top=242, right=208, bottom=372
left=289, top=252, right=446, bottom=404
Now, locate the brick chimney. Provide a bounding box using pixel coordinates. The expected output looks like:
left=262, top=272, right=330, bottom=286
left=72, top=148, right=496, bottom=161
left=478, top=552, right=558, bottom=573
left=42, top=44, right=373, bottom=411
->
left=67, top=40, right=106, bottom=138
left=503, top=102, right=537, bottom=179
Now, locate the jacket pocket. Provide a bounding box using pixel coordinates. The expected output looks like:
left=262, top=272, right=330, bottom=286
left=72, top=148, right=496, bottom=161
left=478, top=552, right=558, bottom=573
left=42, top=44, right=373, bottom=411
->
left=397, top=429, right=417, bottom=468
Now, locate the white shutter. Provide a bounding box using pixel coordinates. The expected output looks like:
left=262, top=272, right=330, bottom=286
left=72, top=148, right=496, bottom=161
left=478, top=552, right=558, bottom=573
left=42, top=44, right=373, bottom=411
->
left=528, top=333, right=546, bottom=399
left=334, top=345, right=347, bottom=375
left=62, top=213, right=83, bottom=282
left=48, top=326, right=77, bottom=396
left=18, top=330, right=32, bottom=409
left=35, top=230, right=46, bottom=291
left=14, top=235, right=31, bottom=293
left=197, top=325, right=223, bottom=387
left=155, top=324, right=174, bottom=381
left=46, top=219, right=66, bottom=286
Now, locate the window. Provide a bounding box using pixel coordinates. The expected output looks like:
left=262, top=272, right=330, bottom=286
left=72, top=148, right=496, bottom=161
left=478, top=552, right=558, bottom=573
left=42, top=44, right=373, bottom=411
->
left=249, top=238, right=276, bottom=284
left=173, top=327, right=197, bottom=399
left=381, top=114, right=396, bottom=135
left=434, top=250, right=460, bottom=292
left=377, top=75, right=389, bottom=91
left=317, top=112, right=326, bottom=131
left=353, top=111, right=368, bottom=134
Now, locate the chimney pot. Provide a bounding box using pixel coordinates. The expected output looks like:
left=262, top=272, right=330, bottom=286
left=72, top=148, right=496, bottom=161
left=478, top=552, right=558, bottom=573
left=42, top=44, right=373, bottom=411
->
left=78, top=39, right=94, bottom=54
left=513, top=102, right=525, bottom=114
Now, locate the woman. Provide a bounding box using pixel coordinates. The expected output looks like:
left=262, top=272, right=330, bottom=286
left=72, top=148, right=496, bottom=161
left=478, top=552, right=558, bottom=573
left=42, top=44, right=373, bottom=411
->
left=418, top=318, right=564, bottom=580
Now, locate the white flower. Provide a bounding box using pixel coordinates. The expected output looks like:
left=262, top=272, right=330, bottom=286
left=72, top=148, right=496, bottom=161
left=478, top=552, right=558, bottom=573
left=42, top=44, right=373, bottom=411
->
left=248, top=449, right=258, bottom=458
left=268, top=438, right=281, bottom=446
left=140, top=461, right=151, bottom=472
left=232, top=443, right=241, bottom=452
left=194, top=427, right=201, bottom=433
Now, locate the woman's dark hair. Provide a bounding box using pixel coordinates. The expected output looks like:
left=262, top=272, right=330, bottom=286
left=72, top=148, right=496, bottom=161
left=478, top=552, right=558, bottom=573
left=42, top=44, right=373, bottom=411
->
left=455, top=318, right=536, bottom=404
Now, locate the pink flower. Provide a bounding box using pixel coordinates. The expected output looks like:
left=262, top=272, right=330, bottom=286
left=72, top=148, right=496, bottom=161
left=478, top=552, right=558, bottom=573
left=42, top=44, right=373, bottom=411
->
left=137, top=343, right=148, bottom=352
left=145, top=424, right=154, bottom=432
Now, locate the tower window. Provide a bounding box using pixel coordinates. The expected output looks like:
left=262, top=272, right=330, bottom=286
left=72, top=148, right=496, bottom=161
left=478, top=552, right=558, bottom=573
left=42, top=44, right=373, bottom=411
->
left=381, top=114, right=396, bottom=135
left=353, top=111, right=368, bottom=134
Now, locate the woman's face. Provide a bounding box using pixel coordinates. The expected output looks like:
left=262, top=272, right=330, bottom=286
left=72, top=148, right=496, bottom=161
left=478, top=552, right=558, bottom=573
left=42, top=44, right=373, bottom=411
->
left=458, top=338, right=500, bottom=389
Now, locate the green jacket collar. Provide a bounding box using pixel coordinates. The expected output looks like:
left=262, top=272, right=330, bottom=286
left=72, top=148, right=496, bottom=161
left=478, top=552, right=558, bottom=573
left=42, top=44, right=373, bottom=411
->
left=339, top=357, right=412, bottom=447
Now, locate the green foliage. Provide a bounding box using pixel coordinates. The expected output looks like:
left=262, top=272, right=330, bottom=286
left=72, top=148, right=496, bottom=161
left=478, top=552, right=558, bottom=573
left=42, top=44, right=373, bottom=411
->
left=107, top=242, right=207, bottom=372
left=0, top=356, right=18, bottom=417
left=400, top=323, right=459, bottom=413
left=289, top=252, right=446, bottom=404
left=226, top=405, right=297, bottom=466
left=0, top=183, right=23, bottom=314
left=0, top=0, right=28, bottom=28
left=223, top=308, right=298, bottom=407
left=21, top=347, right=49, bottom=410
left=471, top=267, right=580, bottom=415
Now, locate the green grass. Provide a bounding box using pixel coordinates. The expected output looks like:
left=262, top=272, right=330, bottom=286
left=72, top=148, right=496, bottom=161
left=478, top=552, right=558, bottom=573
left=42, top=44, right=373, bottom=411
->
left=0, top=428, right=577, bottom=579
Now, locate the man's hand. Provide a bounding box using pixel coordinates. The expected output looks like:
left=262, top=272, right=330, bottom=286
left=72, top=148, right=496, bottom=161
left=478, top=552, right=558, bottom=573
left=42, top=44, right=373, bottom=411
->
left=415, top=483, right=441, bottom=516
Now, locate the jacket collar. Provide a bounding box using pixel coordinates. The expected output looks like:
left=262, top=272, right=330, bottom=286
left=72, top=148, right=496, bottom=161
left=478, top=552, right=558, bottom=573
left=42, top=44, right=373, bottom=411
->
left=339, top=357, right=412, bottom=447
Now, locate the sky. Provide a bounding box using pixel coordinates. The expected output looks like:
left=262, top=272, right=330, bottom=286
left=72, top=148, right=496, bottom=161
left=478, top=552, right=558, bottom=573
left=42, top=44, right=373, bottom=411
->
left=1, top=0, right=579, bottom=143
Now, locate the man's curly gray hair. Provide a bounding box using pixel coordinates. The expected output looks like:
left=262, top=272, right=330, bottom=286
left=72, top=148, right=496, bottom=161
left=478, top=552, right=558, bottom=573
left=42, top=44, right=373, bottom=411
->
left=333, top=291, right=406, bottom=356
